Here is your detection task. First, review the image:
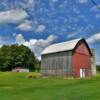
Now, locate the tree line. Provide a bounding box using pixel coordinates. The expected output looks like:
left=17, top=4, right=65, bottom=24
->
left=96, top=65, right=100, bottom=72
left=0, top=44, right=40, bottom=71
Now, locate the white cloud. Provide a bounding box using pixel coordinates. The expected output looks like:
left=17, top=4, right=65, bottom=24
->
left=87, top=33, right=100, bottom=44
left=15, top=34, right=25, bottom=45
left=0, top=36, right=2, bottom=47
left=17, top=20, right=33, bottom=31
left=96, top=61, right=100, bottom=65
left=0, top=36, right=3, bottom=46
left=0, top=9, right=28, bottom=24
left=78, top=0, right=88, bottom=4
left=35, top=25, right=46, bottom=32
left=15, top=34, right=57, bottom=59
left=0, top=45, right=2, bottom=48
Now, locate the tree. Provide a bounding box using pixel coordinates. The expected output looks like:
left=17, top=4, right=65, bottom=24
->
left=35, top=60, right=41, bottom=72
left=0, top=45, right=12, bottom=71
left=96, top=65, right=100, bottom=72
left=0, top=44, right=37, bottom=71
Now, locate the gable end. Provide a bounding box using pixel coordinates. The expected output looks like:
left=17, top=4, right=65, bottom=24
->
left=73, top=38, right=92, bottom=56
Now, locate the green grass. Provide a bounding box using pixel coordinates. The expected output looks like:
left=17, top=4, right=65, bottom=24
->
left=0, top=72, right=100, bottom=100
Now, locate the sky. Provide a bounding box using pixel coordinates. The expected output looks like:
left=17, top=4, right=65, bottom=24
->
left=0, top=0, right=100, bottom=64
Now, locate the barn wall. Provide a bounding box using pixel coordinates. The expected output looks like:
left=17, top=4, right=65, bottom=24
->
left=41, top=51, right=72, bottom=77
left=72, top=42, right=91, bottom=77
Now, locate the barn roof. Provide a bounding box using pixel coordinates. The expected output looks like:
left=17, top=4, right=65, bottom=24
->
left=42, top=38, right=82, bottom=55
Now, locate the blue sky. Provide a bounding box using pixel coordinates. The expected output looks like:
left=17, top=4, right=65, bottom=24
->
left=0, top=0, right=100, bottom=64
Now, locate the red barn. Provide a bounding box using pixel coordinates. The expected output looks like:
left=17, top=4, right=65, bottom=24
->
left=41, top=38, right=96, bottom=78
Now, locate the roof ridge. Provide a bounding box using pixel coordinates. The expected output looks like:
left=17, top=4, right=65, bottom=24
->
left=48, top=38, right=81, bottom=47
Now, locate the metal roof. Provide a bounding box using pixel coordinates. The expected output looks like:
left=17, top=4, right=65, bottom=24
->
left=42, top=38, right=81, bottom=55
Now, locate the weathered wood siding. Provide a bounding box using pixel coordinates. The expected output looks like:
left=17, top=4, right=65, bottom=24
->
left=41, top=51, right=72, bottom=77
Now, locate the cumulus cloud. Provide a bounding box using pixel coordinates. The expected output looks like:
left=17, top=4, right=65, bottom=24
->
left=15, top=34, right=57, bottom=59
left=35, top=25, right=46, bottom=33
left=0, top=9, right=28, bottom=24
left=17, top=20, right=33, bottom=31
left=15, top=34, right=25, bottom=45
left=87, top=33, right=100, bottom=44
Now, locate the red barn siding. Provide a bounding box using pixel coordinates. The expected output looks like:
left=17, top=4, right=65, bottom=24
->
left=72, top=42, right=91, bottom=77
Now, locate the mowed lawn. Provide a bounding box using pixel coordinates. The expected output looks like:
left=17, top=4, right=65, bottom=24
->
left=0, top=72, right=100, bottom=100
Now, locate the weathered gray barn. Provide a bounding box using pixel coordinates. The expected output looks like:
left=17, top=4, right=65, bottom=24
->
left=41, top=38, right=96, bottom=78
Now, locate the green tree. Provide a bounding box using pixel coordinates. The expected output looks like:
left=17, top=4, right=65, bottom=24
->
left=96, top=65, right=100, bottom=72
left=0, top=44, right=38, bottom=71
left=0, top=45, right=12, bottom=71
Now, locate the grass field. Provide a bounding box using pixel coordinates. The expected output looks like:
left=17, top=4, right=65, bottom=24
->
left=0, top=72, right=100, bottom=100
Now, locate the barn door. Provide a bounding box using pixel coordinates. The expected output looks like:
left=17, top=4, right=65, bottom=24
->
left=80, top=69, right=85, bottom=78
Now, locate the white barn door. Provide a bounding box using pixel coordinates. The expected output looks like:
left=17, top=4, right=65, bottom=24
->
left=80, top=69, right=85, bottom=78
